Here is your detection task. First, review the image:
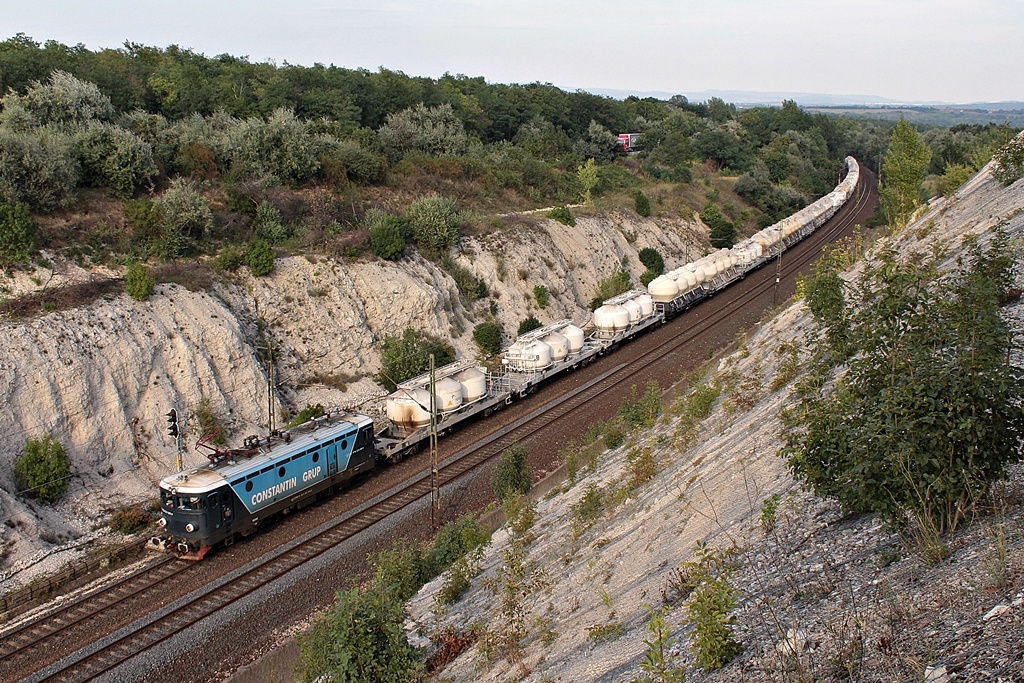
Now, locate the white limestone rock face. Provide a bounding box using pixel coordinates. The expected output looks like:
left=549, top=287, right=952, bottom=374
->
left=0, top=210, right=707, bottom=589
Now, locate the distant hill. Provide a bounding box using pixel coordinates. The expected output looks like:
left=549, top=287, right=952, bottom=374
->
left=582, top=87, right=1024, bottom=126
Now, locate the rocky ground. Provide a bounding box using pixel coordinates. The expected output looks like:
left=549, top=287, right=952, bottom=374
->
left=405, top=160, right=1024, bottom=681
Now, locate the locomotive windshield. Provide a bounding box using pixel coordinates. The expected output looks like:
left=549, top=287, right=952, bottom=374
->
left=161, top=490, right=206, bottom=510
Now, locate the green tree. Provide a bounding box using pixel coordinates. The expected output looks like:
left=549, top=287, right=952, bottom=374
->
left=490, top=443, right=532, bottom=501
left=246, top=238, right=276, bottom=276
left=991, top=133, right=1024, bottom=186
left=701, top=203, right=737, bottom=248
left=378, top=328, right=456, bottom=392
left=14, top=435, right=71, bottom=504
left=296, top=586, right=420, bottom=683
left=577, top=158, right=599, bottom=204
left=124, top=261, right=155, bottom=301
left=473, top=321, right=503, bottom=355
left=939, top=163, right=974, bottom=196
left=782, top=231, right=1024, bottom=535
left=0, top=200, right=38, bottom=264
left=879, top=118, right=932, bottom=230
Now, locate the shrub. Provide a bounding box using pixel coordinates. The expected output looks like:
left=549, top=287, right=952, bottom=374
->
left=782, top=232, right=1024, bottom=535
left=253, top=200, right=289, bottom=244
left=365, top=208, right=406, bottom=260
left=407, top=194, right=460, bottom=256
left=683, top=541, right=742, bottom=671
left=246, top=239, right=276, bottom=276
left=373, top=540, right=430, bottom=602
left=429, top=514, right=490, bottom=573
left=991, top=134, right=1024, bottom=186
left=546, top=205, right=575, bottom=226
left=124, top=261, right=155, bottom=301
left=473, top=321, right=503, bottom=355
left=71, top=121, right=157, bottom=198
left=638, top=247, right=664, bottom=275
left=153, top=178, right=213, bottom=257
left=110, top=505, right=151, bottom=534
left=296, top=585, right=420, bottom=683
left=442, top=255, right=487, bottom=300
left=490, top=443, right=532, bottom=502
left=701, top=203, right=736, bottom=248
left=286, top=403, right=325, bottom=429
left=193, top=397, right=228, bottom=446
left=594, top=269, right=632, bottom=307
left=213, top=245, right=246, bottom=272
left=0, top=200, right=38, bottom=265
left=533, top=284, right=550, bottom=308
left=14, top=435, right=71, bottom=503
left=571, top=482, right=605, bottom=535
left=518, top=315, right=542, bottom=335
left=634, top=190, right=651, bottom=217
left=618, top=380, right=663, bottom=429
left=377, top=327, right=456, bottom=392
left=0, top=130, right=79, bottom=212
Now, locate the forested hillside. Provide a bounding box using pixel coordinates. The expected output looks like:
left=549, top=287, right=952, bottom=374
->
left=0, top=33, right=1017, bottom=282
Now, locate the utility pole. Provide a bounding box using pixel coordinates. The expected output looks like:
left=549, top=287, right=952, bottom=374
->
left=266, top=335, right=276, bottom=434
left=429, top=354, right=440, bottom=528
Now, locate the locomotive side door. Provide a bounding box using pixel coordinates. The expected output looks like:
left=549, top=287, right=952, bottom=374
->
left=326, top=442, right=339, bottom=479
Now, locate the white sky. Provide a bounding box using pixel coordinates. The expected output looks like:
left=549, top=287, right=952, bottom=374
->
left=4, top=0, right=1022, bottom=104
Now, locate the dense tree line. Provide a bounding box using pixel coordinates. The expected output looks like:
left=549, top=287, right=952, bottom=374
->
left=0, top=33, right=1018, bottom=273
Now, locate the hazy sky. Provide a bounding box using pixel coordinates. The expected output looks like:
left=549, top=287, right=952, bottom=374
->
left=5, top=0, right=1022, bottom=103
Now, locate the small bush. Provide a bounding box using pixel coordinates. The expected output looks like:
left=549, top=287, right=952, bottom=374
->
left=634, top=190, right=651, bottom=217
left=246, top=239, right=276, bottom=276
left=0, top=200, right=38, bottom=265
left=547, top=206, right=575, bottom=226
left=473, top=321, right=503, bottom=355
left=286, top=403, right=326, bottom=429
left=14, top=435, right=71, bottom=503
left=638, top=247, right=664, bottom=275
left=571, top=482, right=605, bottom=536
left=683, top=540, right=742, bottom=671
left=407, top=194, right=460, bottom=255
left=491, top=443, right=532, bottom=502
left=124, top=261, right=155, bottom=301
left=296, top=585, right=420, bottom=683
left=628, top=447, right=658, bottom=490
left=518, top=315, right=542, bottom=335
left=366, top=208, right=406, bottom=260
left=193, top=397, right=227, bottom=446
left=214, top=246, right=246, bottom=272
left=533, top=284, right=550, bottom=308
left=110, top=505, right=151, bottom=534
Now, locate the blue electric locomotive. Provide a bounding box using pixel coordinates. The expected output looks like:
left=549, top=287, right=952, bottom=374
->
left=153, top=412, right=376, bottom=559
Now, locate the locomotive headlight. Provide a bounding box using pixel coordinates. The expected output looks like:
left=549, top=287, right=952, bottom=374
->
left=158, top=517, right=167, bottom=527
left=185, top=523, right=195, bottom=532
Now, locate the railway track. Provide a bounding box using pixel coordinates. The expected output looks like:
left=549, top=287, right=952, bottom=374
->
left=4, top=168, right=876, bottom=683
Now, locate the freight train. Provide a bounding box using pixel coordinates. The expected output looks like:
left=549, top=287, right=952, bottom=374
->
left=151, top=156, right=860, bottom=559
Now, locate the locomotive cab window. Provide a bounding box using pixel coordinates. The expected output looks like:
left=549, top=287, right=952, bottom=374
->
left=178, top=496, right=204, bottom=510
